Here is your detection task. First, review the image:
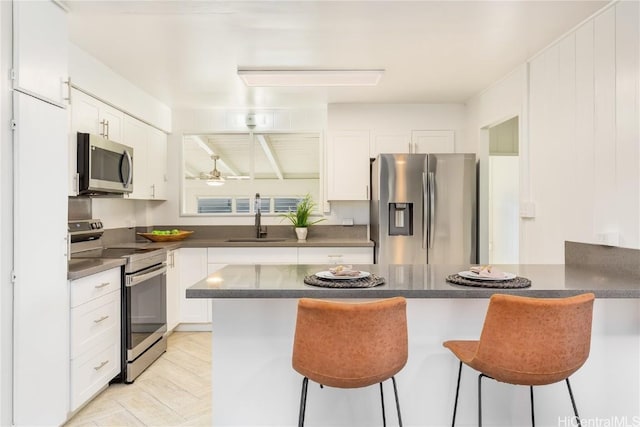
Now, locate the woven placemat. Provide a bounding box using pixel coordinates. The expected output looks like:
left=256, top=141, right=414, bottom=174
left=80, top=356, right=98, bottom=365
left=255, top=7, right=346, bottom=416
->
left=304, top=274, right=386, bottom=288
left=446, top=274, right=531, bottom=289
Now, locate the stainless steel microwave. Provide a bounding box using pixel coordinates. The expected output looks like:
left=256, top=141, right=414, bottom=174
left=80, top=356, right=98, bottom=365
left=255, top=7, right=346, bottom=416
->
left=77, top=132, right=134, bottom=195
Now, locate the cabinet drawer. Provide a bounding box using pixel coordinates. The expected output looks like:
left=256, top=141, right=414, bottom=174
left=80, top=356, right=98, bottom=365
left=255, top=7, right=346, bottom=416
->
left=207, top=247, right=298, bottom=264
left=70, top=342, right=120, bottom=412
left=297, top=247, right=373, bottom=265
left=70, top=291, right=120, bottom=359
left=71, top=267, right=121, bottom=308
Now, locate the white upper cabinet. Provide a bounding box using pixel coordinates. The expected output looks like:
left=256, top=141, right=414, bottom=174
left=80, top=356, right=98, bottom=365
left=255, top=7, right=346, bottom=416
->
left=69, top=89, right=167, bottom=200
left=123, top=115, right=168, bottom=200
left=12, top=0, right=68, bottom=106
left=147, top=127, right=168, bottom=200
left=327, top=131, right=370, bottom=201
left=369, top=132, right=411, bottom=157
left=123, top=115, right=149, bottom=200
left=68, top=89, right=124, bottom=195
left=411, top=130, right=455, bottom=153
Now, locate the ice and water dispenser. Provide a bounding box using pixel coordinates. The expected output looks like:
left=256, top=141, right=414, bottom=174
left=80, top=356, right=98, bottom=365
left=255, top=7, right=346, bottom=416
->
left=388, top=202, right=413, bottom=236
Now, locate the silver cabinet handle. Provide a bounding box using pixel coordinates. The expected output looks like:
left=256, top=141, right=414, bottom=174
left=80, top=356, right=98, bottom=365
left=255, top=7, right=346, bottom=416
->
left=93, top=360, right=109, bottom=371
left=93, top=315, right=109, bottom=323
left=151, top=184, right=155, bottom=198
left=63, top=77, right=71, bottom=103
left=94, top=282, right=110, bottom=289
left=99, top=119, right=107, bottom=138
left=105, top=120, right=110, bottom=139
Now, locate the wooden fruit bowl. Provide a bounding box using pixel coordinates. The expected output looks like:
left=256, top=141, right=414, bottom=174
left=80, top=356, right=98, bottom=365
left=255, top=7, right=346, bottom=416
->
left=137, top=230, right=194, bottom=242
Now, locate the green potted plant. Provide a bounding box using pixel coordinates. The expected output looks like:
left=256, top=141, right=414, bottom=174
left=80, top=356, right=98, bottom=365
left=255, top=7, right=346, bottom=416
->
left=280, top=194, right=325, bottom=240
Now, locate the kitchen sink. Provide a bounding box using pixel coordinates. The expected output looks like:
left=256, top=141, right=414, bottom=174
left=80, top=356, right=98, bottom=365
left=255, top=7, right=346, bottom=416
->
left=226, top=238, right=287, bottom=243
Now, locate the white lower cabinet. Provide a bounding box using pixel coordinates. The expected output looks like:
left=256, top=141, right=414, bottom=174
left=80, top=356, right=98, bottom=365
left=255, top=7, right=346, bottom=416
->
left=166, top=249, right=180, bottom=331
left=178, top=248, right=209, bottom=326
left=69, top=267, right=121, bottom=413
left=297, top=247, right=373, bottom=265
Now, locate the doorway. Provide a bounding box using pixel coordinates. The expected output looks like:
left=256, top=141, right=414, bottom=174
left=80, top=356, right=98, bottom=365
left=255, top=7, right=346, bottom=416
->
left=488, top=117, right=519, bottom=264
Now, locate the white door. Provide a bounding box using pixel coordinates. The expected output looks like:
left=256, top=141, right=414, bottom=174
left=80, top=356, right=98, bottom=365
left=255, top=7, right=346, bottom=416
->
left=12, top=0, right=68, bottom=106
left=488, top=156, right=519, bottom=264
left=13, top=92, right=69, bottom=425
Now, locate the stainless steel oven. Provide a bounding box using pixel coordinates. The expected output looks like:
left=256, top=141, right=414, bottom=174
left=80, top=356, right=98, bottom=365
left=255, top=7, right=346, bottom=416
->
left=124, top=256, right=167, bottom=383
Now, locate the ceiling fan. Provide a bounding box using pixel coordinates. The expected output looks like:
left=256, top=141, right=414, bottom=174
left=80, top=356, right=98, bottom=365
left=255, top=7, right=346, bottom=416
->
left=186, top=155, right=225, bottom=186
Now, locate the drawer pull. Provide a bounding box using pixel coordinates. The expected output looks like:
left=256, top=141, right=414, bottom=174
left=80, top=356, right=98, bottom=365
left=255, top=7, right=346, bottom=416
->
left=93, top=360, right=109, bottom=371
left=93, top=315, right=109, bottom=323
left=94, top=282, right=110, bottom=289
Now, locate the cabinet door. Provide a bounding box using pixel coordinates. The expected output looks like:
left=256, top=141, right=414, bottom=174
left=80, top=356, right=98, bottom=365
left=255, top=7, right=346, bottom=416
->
left=69, top=89, right=101, bottom=195
left=13, top=92, right=69, bottom=426
left=100, top=104, right=124, bottom=143
left=297, top=247, right=374, bottom=265
left=147, top=127, right=168, bottom=200
left=12, top=0, right=68, bottom=106
left=370, top=132, right=411, bottom=157
left=412, top=130, right=455, bottom=153
left=327, top=131, right=370, bottom=200
left=123, top=115, right=150, bottom=199
left=166, top=250, right=180, bottom=331
left=179, top=248, right=210, bottom=324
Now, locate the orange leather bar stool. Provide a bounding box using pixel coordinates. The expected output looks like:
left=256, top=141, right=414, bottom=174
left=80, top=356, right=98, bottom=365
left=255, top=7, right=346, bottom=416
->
left=443, top=293, right=595, bottom=427
left=292, top=297, right=408, bottom=427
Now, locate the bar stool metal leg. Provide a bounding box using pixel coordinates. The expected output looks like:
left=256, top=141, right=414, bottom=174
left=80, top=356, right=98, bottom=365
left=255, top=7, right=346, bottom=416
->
left=392, top=376, right=403, bottom=427
left=566, top=378, right=582, bottom=427
left=478, top=373, right=487, bottom=427
left=298, top=377, right=309, bottom=427
left=380, top=382, right=387, bottom=427
left=530, top=386, right=535, bottom=426
left=451, top=361, right=463, bottom=427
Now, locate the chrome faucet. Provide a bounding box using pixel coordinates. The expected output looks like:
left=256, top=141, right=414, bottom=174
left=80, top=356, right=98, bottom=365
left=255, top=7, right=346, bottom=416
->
left=254, top=193, right=267, bottom=238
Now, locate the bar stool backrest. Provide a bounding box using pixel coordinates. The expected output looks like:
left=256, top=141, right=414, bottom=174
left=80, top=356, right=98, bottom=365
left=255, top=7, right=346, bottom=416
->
left=292, top=297, right=408, bottom=389
left=474, top=293, right=595, bottom=385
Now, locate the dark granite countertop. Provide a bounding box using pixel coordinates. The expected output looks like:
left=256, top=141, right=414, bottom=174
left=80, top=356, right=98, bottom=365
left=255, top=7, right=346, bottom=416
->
left=67, top=257, right=125, bottom=280
left=187, top=264, right=640, bottom=299
left=67, top=238, right=373, bottom=280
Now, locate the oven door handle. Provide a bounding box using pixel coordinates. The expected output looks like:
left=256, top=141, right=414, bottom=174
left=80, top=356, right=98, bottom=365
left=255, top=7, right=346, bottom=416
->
left=126, top=264, right=167, bottom=287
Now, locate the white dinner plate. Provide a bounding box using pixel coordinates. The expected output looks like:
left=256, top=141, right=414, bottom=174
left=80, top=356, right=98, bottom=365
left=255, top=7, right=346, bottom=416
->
left=315, top=270, right=371, bottom=280
left=458, top=270, right=516, bottom=281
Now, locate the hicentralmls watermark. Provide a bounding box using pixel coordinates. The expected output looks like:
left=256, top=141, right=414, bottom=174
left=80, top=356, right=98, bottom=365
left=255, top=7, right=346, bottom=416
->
left=558, top=416, right=640, bottom=427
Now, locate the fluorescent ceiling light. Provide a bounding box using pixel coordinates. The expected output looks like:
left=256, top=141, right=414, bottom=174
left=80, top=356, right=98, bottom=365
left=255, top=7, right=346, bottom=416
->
left=237, top=69, right=384, bottom=87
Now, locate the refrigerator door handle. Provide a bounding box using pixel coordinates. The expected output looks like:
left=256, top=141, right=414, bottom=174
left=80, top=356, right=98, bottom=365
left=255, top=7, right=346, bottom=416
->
left=422, top=172, right=428, bottom=249
left=428, top=171, right=436, bottom=248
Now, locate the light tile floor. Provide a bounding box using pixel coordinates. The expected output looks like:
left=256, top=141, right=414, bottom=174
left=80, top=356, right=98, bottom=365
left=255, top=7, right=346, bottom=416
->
left=65, top=332, right=212, bottom=427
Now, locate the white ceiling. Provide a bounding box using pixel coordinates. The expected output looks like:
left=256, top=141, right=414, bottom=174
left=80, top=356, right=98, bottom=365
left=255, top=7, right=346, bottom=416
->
left=65, top=1, right=608, bottom=110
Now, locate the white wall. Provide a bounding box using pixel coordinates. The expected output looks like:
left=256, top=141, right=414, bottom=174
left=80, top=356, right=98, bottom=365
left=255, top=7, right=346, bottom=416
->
left=0, top=2, right=12, bottom=424
left=466, top=1, right=639, bottom=264
left=69, top=44, right=172, bottom=132
left=524, top=1, right=639, bottom=262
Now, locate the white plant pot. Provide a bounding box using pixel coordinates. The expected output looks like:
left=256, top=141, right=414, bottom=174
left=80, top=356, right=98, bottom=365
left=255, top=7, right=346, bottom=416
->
left=295, top=227, right=308, bottom=241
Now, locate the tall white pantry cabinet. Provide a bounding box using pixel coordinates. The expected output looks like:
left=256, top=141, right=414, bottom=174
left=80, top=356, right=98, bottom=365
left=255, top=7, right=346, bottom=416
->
left=11, top=1, right=69, bottom=425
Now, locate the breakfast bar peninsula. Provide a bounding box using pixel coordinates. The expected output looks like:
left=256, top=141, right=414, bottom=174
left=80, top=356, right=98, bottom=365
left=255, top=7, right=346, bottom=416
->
left=187, top=263, right=640, bottom=427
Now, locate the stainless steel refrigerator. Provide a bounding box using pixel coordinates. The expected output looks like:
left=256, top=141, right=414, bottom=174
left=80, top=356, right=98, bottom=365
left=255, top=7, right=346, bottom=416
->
left=370, top=153, right=477, bottom=264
